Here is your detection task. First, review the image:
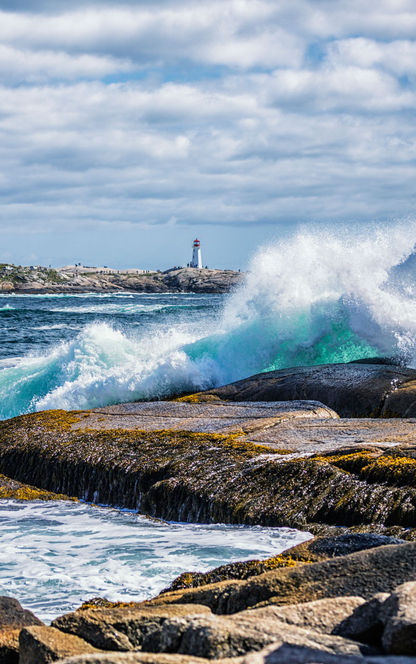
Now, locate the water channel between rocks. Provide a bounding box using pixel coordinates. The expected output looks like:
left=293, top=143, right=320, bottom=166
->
left=0, top=499, right=311, bottom=622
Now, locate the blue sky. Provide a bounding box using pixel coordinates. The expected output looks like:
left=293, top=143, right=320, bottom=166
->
left=0, top=0, right=415, bottom=270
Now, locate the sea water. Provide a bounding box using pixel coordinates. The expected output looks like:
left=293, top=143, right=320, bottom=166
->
left=1, top=225, right=416, bottom=619
left=0, top=500, right=310, bottom=622
left=1, top=226, right=416, bottom=419
left=0, top=289, right=313, bottom=620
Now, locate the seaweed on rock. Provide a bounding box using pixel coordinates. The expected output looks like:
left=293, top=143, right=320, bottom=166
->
left=1, top=411, right=416, bottom=528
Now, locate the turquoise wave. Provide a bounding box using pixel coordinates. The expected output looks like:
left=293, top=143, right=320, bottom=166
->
left=1, top=225, right=416, bottom=419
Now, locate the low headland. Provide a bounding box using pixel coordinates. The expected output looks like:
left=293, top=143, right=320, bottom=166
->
left=0, top=263, right=243, bottom=294
left=2, top=360, right=416, bottom=663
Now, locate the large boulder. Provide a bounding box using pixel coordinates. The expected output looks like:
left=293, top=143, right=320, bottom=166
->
left=124, top=613, right=373, bottom=659
left=332, top=593, right=389, bottom=644
left=200, top=363, right=416, bottom=417
left=0, top=596, right=43, bottom=664
left=242, top=642, right=416, bottom=663
left=52, top=605, right=212, bottom=652
left=149, top=542, right=416, bottom=614
left=381, top=582, right=416, bottom=654
left=240, top=598, right=366, bottom=636
left=19, top=625, right=101, bottom=664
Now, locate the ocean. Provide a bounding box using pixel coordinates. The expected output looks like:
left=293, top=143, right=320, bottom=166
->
left=1, top=227, right=416, bottom=420
left=1, top=226, right=416, bottom=620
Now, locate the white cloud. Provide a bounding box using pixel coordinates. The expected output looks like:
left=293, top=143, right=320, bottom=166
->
left=0, top=2, right=304, bottom=70
left=327, top=38, right=416, bottom=76
left=0, top=44, right=133, bottom=82
left=0, top=0, right=415, bottom=246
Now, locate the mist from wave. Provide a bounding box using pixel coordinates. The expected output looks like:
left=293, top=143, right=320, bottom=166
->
left=0, top=224, right=416, bottom=418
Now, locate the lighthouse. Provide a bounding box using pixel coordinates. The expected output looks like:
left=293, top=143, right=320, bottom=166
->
left=190, top=238, right=202, bottom=269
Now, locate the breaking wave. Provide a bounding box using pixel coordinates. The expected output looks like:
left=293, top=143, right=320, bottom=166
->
left=1, top=224, right=416, bottom=418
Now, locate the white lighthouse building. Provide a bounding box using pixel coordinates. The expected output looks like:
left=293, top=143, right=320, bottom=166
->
left=190, top=238, right=202, bottom=268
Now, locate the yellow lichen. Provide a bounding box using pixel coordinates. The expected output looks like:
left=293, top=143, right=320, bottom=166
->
left=31, top=409, right=84, bottom=431
left=0, top=473, right=77, bottom=502
left=175, top=393, right=221, bottom=403
left=77, top=598, right=137, bottom=611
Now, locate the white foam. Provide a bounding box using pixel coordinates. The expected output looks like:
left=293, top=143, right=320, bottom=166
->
left=0, top=499, right=310, bottom=622
left=1, top=224, right=416, bottom=418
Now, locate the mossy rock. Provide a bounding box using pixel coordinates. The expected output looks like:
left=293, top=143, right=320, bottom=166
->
left=2, top=411, right=416, bottom=529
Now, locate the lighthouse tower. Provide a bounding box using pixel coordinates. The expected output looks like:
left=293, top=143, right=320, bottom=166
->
left=190, top=238, right=202, bottom=268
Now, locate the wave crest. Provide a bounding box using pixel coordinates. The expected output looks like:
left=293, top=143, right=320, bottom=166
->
left=1, top=224, right=416, bottom=418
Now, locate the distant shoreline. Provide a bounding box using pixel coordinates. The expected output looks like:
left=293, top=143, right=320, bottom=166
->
left=0, top=265, right=244, bottom=295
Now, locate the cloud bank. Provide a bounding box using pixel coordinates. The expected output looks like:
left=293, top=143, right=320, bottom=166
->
left=0, top=0, right=415, bottom=246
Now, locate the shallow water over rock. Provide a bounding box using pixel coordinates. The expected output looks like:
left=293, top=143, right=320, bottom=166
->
left=0, top=499, right=310, bottom=623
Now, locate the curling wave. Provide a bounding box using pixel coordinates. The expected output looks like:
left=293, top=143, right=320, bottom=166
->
left=1, top=224, right=416, bottom=418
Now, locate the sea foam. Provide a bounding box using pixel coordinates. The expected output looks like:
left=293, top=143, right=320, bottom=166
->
left=0, top=499, right=310, bottom=622
left=0, top=224, right=415, bottom=418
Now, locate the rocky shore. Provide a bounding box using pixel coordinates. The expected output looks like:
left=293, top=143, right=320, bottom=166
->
left=0, top=265, right=243, bottom=294
left=1, top=360, right=416, bottom=662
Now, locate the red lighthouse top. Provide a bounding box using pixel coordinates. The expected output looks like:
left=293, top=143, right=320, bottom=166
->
left=193, top=238, right=200, bottom=247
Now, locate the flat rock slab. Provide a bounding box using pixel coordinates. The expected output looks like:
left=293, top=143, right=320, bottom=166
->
left=75, top=402, right=416, bottom=456
left=244, top=417, right=416, bottom=455
left=80, top=401, right=338, bottom=435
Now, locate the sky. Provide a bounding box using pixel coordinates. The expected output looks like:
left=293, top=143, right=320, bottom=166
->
left=0, top=0, right=415, bottom=270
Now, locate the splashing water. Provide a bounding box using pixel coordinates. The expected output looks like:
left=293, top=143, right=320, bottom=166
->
left=1, top=225, right=416, bottom=418
left=0, top=500, right=311, bottom=622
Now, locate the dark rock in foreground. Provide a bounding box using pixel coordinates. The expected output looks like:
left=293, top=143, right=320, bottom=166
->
left=197, top=362, right=416, bottom=418
left=148, top=541, right=416, bottom=614
left=5, top=539, right=416, bottom=662
left=0, top=597, right=43, bottom=664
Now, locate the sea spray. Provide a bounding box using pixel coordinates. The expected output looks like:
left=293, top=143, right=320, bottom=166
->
left=0, top=224, right=416, bottom=418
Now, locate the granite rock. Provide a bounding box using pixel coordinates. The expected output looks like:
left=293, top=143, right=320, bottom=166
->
left=201, top=363, right=416, bottom=418
left=0, top=596, right=43, bottom=664
left=381, top=582, right=416, bottom=654
left=149, top=542, right=416, bottom=614
left=52, top=605, right=212, bottom=652
left=19, top=625, right=101, bottom=664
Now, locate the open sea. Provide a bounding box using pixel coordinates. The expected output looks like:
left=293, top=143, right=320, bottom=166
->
left=2, top=226, right=416, bottom=620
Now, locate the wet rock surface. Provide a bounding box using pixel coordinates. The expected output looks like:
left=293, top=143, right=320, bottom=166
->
left=198, top=362, right=416, bottom=418
left=3, top=403, right=416, bottom=530
left=1, top=404, right=416, bottom=531
left=0, top=472, right=76, bottom=502
left=2, top=378, right=416, bottom=662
